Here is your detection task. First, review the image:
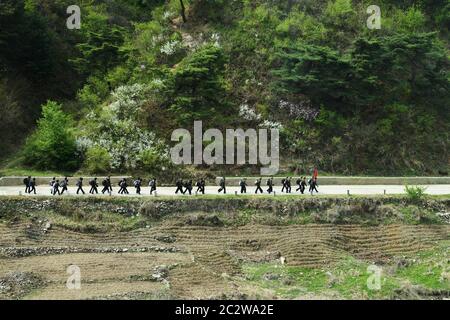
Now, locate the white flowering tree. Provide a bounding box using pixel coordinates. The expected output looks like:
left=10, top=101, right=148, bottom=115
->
left=78, top=84, right=170, bottom=172
left=238, top=103, right=283, bottom=129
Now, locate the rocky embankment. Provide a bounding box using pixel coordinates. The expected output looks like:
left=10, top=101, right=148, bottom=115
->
left=0, top=196, right=449, bottom=225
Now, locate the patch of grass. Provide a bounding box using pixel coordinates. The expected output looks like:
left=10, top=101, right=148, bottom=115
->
left=242, top=257, right=402, bottom=299
left=243, top=263, right=328, bottom=298
left=233, top=209, right=255, bottom=226
left=404, top=185, right=427, bottom=203
left=400, top=206, right=422, bottom=225
left=330, top=257, right=399, bottom=299
left=395, top=241, right=450, bottom=290
left=399, top=206, right=443, bottom=225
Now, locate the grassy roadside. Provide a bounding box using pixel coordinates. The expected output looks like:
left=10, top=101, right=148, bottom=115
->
left=0, top=194, right=449, bottom=200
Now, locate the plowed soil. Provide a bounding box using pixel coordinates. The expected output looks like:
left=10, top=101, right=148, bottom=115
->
left=1, top=215, right=448, bottom=299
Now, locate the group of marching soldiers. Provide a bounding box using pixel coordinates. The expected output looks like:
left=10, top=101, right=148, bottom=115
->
left=175, top=178, right=206, bottom=195
left=22, top=175, right=319, bottom=196
left=22, top=176, right=157, bottom=196
left=234, top=176, right=319, bottom=195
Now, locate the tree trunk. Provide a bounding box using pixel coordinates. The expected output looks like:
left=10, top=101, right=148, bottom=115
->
left=179, top=0, right=187, bottom=23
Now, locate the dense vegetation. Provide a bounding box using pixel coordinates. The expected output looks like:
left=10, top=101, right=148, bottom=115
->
left=0, top=0, right=448, bottom=176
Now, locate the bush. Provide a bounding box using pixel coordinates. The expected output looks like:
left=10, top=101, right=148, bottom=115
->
left=83, top=146, right=111, bottom=174
left=139, top=148, right=174, bottom=174
left=23, top=101, right=80, bottom=171
left=404, top=185, right=427, bottom=202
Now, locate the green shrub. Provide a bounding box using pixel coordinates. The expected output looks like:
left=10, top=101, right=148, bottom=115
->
left=404, top=185, right=427, bottom=202
left=139, top=149, right=166, bottom=172
left=23, top=101, right=80, bottom=171
left=77, top=76, right=109, bottom=110
left=83, top=146, right=111, bottom=174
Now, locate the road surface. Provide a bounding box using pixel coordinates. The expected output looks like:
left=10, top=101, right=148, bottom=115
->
left=1, top=185, right=449, bottom=197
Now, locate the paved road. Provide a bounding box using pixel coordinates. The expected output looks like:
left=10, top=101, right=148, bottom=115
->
left=1, top=185, right=449, bottom=197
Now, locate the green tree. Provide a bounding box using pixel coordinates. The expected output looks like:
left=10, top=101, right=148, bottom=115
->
left=23, top=101, right=80, bottom=171
left=83, top=146, right=111, bottom=174
left=71, top=11, right=128, bottom=76
left=272, top=43, right=354, bottom=113
left=169, top=44, right=231, bottom=126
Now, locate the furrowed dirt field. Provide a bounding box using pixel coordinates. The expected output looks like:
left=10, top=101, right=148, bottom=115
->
left=0, top=196, right=449, bottom=300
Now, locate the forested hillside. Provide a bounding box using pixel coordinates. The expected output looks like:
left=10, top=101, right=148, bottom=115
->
left=1, top=0, right=449, bottom=176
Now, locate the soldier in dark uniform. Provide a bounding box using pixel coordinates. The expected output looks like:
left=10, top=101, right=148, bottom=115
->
left=119, top=178, right=129, bottom=194
left=123, top=178, right=129, bottom=194
left=175, top=179, right=184, bottom=194
left=147, top=178, right=155, bottom=195
left=49, top=177, right=56, bottom=195
left=201, top=179, right=206, bottom=194
left=23, top=176, right=31, bottom=194
left=29, top=178, right=37, bottom=194
left=183, top=179, right=193, bottom=195
left=281, top=177, right=287, bottom=193
left=195, top=180, right=202, bottom=194
left=308, top=177, right=318, bottom=195
left=118, top=178, right=124, bottom=194
left=60, top=177, right=69, bottom=195
left=134, top=178, right=142, bottom=194
left=101, top=177, right=110, bottom=194
left=107, top=176, right=113, bottom=193
left=296, top=177, right=302, bottom=192
left=239, top=178, right=247, bottom=194
left=286, top=177, right=292, bottom=193
left=195, top=180, right=202, bottom=192
left=255, top=178, right=263, bottom=194
left=313, top=177, right=319, bottom=193
left=266, top=177, right=274, bottom=194
left=301, top=177, right=307, bottom=194
left=218, top=177, right=226, bottom=194
left=76, top=177, right=85, bottom=194
left=117, top=179, right=123, bottom=194
left=89, top=177, right=99, bottom=194
left=53, top=179, right=61, bottom=195
left=195, top=178, right=205, bottom=194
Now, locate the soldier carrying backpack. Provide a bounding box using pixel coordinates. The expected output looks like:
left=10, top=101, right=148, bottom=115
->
left=266, top=177, right=273, bottom=194
left=218, top=177, right=226, bottom=194
left=89, top=178, right=99, bottom=194
left=49, top=177, right=56, bottom=195
left=23, top=176, right=31, bottom=194
left=60, top=177, right=69, bottom=195
left=175, top=179, right=184, bottom=194
left=76, top=177, right=85, bottom=195
left=149, top=178, right=157, bottom=195
left=255, top=178, right=263, bottom=194
left=239, top=178, right=247, bottom=194
left=134, top=178, right=142, bottom=195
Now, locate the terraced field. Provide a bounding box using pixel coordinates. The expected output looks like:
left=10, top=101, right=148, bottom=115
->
left=0, top=197, right=449, bottom=300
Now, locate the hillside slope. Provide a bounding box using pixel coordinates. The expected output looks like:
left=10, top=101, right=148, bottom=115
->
left=1, top=0, right=449, bottom=176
